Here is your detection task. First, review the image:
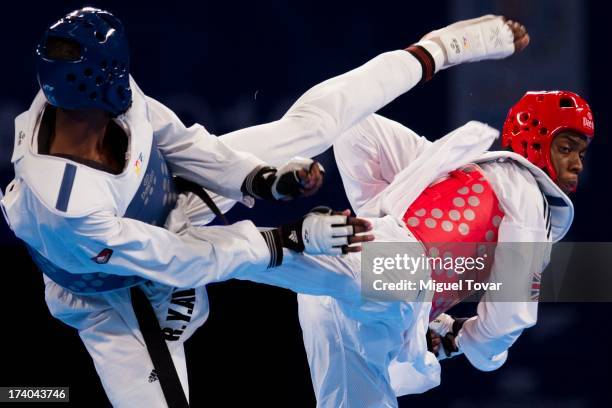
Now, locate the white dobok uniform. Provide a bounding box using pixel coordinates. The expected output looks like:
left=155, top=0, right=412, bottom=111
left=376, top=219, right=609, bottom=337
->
left=216, top=115, right=574, bottom=407
left=295, top=115, right=574, bottom=407
left=1, top=50, right=427, bottom=406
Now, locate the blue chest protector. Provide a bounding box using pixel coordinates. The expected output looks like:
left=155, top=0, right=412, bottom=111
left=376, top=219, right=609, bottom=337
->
left=28, top=145, right=178, bottom=294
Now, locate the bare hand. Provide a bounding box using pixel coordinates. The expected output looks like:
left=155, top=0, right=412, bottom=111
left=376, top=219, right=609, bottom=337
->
left=427, top=328, right=442, bottom=356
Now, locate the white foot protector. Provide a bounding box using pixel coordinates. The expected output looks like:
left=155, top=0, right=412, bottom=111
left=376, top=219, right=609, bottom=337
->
left=417, top=15, right=515, bottom=71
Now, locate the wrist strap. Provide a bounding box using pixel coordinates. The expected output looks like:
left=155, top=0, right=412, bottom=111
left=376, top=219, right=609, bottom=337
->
left=260, top=229, right=284, bottom=268
left=242, top=166, right=277, bottom=201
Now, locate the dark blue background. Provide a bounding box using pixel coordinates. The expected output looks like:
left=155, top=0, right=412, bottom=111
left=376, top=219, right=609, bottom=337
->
left=1, top=1, right=610, bottom=406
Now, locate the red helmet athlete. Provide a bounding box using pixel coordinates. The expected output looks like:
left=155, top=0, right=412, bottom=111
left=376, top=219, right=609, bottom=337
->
left=502, top=91, right=594, bottom=186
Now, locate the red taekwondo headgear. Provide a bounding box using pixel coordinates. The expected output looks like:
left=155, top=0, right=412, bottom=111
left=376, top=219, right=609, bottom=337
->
left=502, top=91, right=594, bottom=182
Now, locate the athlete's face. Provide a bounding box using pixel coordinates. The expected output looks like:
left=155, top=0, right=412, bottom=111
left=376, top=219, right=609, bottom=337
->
left=550, top=131, right=590, bottom=193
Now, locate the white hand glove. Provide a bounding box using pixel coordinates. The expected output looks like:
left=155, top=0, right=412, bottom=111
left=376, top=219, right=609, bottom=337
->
left=429, top=313, right=467, bottom=361
left=262, top=207, right=370, bottom=268
left=429, top=313, right=455, bottom=337
left=301, top=209, right=353, bottom=255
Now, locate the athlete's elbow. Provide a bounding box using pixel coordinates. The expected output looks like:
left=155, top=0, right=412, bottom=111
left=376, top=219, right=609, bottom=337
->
left=473, top=351, right=508, bottom=372
left=478, top=317, right=534, bottom=342
left=510, top=309, right=538, bottom=331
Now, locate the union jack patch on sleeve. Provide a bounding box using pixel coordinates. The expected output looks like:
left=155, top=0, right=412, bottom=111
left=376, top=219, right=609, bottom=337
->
left=530, top=270, right=542, bottom=301
left=92, top=248, right=113, bottom=264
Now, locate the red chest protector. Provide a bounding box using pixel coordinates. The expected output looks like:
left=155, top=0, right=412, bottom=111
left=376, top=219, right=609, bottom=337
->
left=401, top=164, right=505, bottom=320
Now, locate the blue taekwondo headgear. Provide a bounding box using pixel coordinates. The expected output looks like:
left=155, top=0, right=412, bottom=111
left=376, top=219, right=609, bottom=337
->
left=36, top=7, right=132, bottom=117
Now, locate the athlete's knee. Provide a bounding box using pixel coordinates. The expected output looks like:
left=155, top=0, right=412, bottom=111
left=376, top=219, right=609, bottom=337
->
left=282, top=105, right=338, bottom=146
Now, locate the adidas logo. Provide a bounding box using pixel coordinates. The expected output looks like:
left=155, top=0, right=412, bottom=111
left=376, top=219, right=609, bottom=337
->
left=288, top=230, right=299, bottom=244
left=148, top=369, right=158, bottom=383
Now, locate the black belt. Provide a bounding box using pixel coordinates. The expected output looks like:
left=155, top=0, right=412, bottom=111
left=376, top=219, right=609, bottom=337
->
left=174, top=177, right=230, bottom=225
left=131, top=287, right=190, bottom=408
left=129, top=178, right=228, bottom=407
